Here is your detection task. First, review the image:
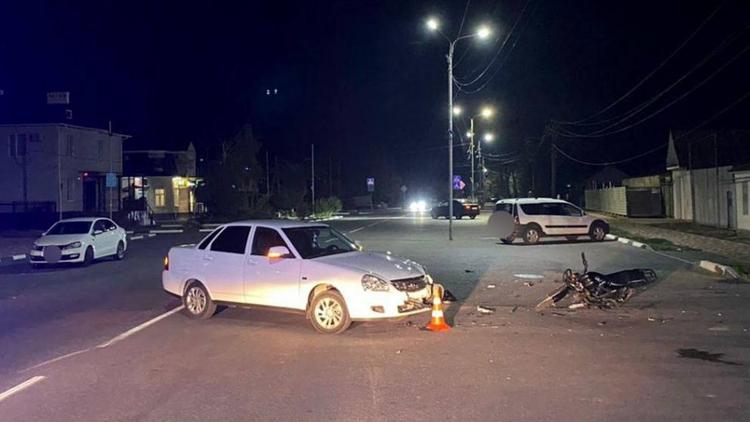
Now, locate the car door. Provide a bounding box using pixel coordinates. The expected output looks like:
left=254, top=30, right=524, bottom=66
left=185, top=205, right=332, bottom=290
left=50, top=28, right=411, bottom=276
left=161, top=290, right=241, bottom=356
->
left=244, top=226, right=303, bottom=308
left=91, top=220, right=113, bottom=257
left=102, top=219, right=120, bottom=254
left=203, top=225, right=251, bottom=303
left=560, top=203, right=589, bottom=234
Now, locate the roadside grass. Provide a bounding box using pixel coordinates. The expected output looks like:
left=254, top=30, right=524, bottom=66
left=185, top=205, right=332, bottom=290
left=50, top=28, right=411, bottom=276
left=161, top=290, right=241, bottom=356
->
left=609, top=227, right=699, bottom=252
left=648, top=221, right=750, bottom=245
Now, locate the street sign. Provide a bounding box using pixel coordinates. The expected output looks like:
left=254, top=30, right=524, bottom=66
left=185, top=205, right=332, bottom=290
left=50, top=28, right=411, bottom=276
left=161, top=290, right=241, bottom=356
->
left=106, top=172, right=118, bottom=188
left=366, top=177, right=375, bottom=192
left=453, top=175, right=465, bottom=190
left=47, top=92, right=70, bottom=104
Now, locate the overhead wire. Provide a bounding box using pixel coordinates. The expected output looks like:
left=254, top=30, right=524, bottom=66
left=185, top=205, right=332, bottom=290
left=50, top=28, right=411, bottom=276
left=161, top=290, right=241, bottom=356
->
left=552, top=87, right=750, bottom=166
left=454, top=0, right=533, bottom=87
left=550, top=43, right=750, bottom=138
left=553, top=2, right=726, bottom=125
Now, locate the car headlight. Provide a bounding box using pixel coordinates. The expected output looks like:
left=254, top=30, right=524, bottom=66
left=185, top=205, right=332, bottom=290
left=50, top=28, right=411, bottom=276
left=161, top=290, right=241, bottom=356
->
left=62, top=241, right=82, bottom=250
left=361, top=274, right=390, bottom=292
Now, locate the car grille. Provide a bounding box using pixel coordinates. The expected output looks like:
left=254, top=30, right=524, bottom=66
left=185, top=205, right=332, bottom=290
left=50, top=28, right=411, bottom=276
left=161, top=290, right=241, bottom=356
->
left=391, top=276, right=427, bottom=292
left=33, top=245, right=43, bottom=251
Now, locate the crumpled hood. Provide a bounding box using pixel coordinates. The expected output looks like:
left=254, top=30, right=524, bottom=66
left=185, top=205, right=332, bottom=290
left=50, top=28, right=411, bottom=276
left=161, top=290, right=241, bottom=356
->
left=35, top=234, right=90, bottom=247
left=315, top=251, right=425, bottom=281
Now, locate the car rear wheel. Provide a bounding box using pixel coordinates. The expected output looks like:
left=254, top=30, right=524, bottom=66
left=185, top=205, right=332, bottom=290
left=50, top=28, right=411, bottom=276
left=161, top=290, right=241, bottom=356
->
left=523, top=225, right=541, bottom=244
left=309, top=290, right=351, bottom=334
left=183, top=282, right=216, bottom=320
left=590, top=222, right=607, bottom=241
left=115, top=241, right=125, bottom=260
left=470, top=215, right=476, bottom=220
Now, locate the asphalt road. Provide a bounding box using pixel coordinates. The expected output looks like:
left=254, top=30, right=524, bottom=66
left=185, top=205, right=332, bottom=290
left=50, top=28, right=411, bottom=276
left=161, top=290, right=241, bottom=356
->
left=0, top=213, right=748, bottom=421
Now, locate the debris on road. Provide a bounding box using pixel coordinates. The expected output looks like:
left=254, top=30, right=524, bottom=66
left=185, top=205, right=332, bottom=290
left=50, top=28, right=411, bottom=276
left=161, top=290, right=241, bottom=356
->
left=536, top=253, right=657, bottom=311
left=523, top=281, right=535, bottom=287
left=486, top=284, right=496, bottom=289
left=465, top=269, right=474, bottom=273
left=511, top=305, right=518, bottom=313
left=477, top=305, right=496, bottom=315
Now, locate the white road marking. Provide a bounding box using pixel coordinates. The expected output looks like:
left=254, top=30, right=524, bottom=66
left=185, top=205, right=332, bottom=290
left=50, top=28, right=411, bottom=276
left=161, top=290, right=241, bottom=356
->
left=513, top=273, right=544, bottom=279
left=96, top=305, right=185, bottom=349
left=201, top=223, right=222, bottom=228
left=126, top=230, right=134, bottom=234
left=149, top=229, right=183, bottom=234
left=347, top=219, right=385, bottom=234
left=129, top=235, right=144, bottom=241
left=647, top=249, right=694, bottom=265
left=147, top=233, right=156, bottom=238
left=18, top=349, right=90, bottom=373
left=199, top=228, right=214, bottom=232
left=0, top=376, right=46, bottom=402
left=160, top=224, right=183, bottom=228
left=12, top=254, right=26, bottom=260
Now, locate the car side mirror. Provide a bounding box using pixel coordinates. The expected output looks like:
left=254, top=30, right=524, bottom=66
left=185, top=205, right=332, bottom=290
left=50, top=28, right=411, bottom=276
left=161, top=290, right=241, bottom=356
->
left=93, top=230, right=104, bottom=236
left=267, top=245, right=292, bottom=259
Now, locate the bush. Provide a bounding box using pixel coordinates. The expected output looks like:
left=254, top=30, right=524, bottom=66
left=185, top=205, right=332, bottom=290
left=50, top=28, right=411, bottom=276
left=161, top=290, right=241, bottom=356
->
left=313, top=196, right=343, bottom=218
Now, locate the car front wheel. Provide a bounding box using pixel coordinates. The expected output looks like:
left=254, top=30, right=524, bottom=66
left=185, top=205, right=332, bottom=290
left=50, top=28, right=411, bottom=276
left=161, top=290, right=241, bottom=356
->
left=309, top=290, right=351, bottom=334
left=590, top=223, right=607, bottom=241
left=115, top=241, right=125, bottom=260
left=82, top=246, right=94, bottom=266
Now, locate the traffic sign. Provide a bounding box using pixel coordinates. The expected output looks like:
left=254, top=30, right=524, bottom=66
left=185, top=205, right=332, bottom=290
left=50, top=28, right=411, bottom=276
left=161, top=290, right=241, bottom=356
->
left=366, top=177, right=375, bottom=192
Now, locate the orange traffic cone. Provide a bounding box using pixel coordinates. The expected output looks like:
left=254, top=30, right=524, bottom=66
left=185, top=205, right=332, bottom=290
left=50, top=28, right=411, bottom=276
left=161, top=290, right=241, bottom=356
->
left=426, top=284, right=450, bottom=332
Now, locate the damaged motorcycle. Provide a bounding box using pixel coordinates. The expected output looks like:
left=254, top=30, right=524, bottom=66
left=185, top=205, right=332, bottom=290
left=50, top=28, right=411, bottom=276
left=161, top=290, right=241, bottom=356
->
left=537, top=253, right=657, bottom=310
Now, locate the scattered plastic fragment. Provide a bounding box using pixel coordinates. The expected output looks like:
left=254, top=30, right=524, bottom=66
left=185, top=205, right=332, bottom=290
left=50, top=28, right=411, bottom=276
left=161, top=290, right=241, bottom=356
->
left=477, top=305, right=496, bottom=314
left=487, top=284, right=496, bottom=289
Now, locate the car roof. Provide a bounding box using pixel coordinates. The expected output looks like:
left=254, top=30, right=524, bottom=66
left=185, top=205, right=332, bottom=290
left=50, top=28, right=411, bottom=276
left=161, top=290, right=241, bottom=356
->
left=222, top=219, right=329, bottom=229
left=495, top=197, right=570, bottom=204
left=55, top=217, right=104, bottom=223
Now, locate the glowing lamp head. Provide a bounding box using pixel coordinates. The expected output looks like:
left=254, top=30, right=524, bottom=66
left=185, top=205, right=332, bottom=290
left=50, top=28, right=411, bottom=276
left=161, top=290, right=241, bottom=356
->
left=452, top=106, right=463, bottom=116
left=426, top=17, right=440, bottom=31
left=480, top=107, right=494, bottom=119
left=484, top=133, right=494, bottom=142
left=466, top=131, right=474, bottom=138
left=476, top=25, right=492, bottom=40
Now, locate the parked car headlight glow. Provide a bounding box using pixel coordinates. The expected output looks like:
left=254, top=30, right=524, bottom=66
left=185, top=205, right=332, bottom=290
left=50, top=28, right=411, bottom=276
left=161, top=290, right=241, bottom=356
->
left=62, top=241, right=82, bottom=250
left=361, top=274, right=390, bottom=291
left=409, top=200, right=427, bottom=213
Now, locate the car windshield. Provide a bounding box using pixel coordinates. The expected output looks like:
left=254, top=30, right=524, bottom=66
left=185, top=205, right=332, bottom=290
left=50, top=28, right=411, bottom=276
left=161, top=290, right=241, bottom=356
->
left=46, top=221, right=92, bottom=235
left=283, top=226, right=357, bottom=259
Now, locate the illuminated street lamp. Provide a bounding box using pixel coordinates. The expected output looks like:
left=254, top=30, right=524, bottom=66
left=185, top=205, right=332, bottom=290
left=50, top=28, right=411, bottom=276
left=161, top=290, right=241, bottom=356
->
left=426, top=17, right=492, bottom=240
left=484, top=133, right=494, bottom=142
left=454, top=104, right=495, bottom=201
left=452, top=105, right=462, bottom=116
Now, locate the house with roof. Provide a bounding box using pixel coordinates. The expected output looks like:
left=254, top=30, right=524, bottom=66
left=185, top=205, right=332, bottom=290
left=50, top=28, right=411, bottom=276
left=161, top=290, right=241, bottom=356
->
left=121, top=140, right=201, bottom=222
left=666, top=129, right=750, bottom=230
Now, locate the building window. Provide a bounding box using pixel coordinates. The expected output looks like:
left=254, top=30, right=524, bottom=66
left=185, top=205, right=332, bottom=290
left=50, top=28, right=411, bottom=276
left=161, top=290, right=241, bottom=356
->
left=154, top=188, right=166, bottom=207
left=8, top=134, right=27, bottom=157
left=65, top=134, right=75, bottom=156
left=29, top=133, right=41, bottom=143
left=66, top=178, right=76, bottom=201
left=743, top=181, right=749, bottom=216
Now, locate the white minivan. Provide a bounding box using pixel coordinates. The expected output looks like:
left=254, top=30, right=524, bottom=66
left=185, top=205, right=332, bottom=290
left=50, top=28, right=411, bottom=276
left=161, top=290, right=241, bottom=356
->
left=494, top=198, right=609, bottom=244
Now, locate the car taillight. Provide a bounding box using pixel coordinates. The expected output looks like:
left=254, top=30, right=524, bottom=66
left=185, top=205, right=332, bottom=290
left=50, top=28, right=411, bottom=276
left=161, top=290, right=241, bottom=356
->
left=464, top=205, right=470, bottom=209
left=163, top=255, right=169, bottom=271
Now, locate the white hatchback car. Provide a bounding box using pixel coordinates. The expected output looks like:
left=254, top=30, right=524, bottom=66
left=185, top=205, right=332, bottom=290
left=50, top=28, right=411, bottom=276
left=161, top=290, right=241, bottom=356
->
left=163, top=220, right=434, bottom=334
left=495, top=198, right=609, bottom=244
left=29, top=217, right=128, bottom=266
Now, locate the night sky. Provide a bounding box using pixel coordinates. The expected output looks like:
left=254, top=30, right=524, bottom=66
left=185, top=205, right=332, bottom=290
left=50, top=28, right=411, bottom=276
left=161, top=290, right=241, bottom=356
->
left=1, top=0, right=748, bottom=197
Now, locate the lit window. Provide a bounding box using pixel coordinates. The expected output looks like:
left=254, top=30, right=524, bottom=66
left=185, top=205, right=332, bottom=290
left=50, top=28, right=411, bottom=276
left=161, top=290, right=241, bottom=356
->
left=154, top=188, right=166, bottom=207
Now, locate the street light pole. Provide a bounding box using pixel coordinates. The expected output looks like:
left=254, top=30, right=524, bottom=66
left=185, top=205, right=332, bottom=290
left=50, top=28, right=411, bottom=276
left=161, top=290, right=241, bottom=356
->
left=469, top=117, right=475, bottom=202
left=447, top=41, right=455, bottom=240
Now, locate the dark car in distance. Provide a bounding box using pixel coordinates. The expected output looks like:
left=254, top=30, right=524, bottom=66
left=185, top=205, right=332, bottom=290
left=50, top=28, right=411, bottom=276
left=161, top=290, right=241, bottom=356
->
left=431, top=200, right=480, bottom=219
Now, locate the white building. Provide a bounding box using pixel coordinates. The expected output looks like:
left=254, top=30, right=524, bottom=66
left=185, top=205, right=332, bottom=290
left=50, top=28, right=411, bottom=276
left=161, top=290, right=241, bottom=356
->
left=666, top=129, right=750, bottom=230
left=0, top=123, right=130, bottom=222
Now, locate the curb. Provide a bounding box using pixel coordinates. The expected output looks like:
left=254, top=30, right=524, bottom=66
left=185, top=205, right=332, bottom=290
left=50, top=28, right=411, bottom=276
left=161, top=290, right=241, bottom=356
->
left=697, top=260, right=741, bottom=279
left=0, top=254, right=28, bottom=267
left=605, top=234, right=652, bottom=250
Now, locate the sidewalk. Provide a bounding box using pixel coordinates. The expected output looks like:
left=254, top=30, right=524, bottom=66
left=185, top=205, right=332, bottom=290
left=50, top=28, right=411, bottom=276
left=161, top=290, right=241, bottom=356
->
left=593, top=213, right=750, bottom=267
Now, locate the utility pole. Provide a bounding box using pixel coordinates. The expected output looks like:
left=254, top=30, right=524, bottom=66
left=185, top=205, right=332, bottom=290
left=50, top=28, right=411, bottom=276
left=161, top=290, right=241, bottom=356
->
left=311, top=144, right=315, bottom=215
left=108, top=120, right=113, bottom=220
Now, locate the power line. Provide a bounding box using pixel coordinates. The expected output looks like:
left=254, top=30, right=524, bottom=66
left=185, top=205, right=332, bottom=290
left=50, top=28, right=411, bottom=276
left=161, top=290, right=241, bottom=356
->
left=551, top=43, right=750, bottom=138
left=553, top=2, right=726, bottom=125
left=453, top=0, right=534, bottom=87
left=455, top=0, right=538, bottom=95
left=555, top=21, right=749, bottom=135
left=456, top=0, right=471, bottom=39
left=552, top=87, right=750, bottom=166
